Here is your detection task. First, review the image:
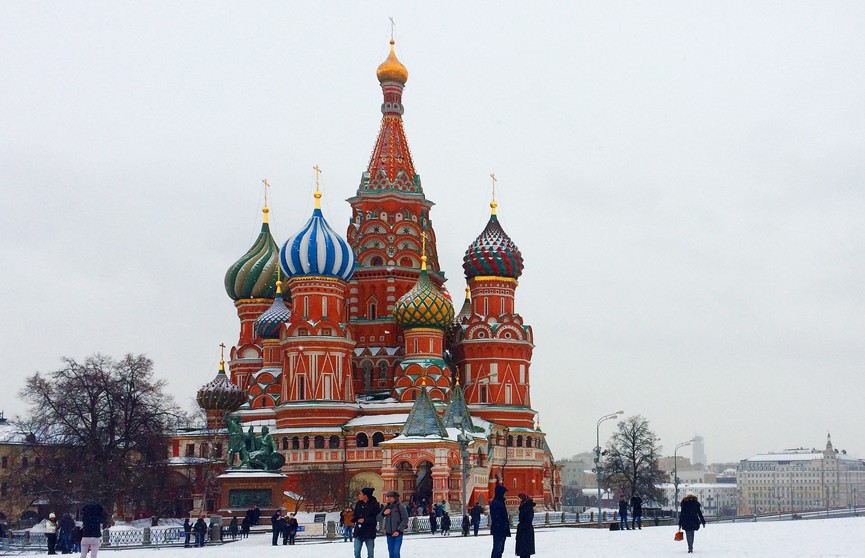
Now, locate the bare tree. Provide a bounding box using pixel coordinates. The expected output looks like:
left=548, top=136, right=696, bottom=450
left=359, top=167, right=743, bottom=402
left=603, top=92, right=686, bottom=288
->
left=293, top=465, right=352, bottom=511
left=602, top=415, right=668, bottom=505
left=14, top=354, right=186, bottom=518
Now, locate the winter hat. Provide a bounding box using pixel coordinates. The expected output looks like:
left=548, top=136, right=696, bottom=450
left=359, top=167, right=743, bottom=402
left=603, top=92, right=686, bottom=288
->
left=361, top=487, right=375, bottom=498
left=49, top=513, right=56, bottom=519
left=386, top=490, right=399, bottom=498
left=686, top=490, right=697, bottom=498
left=518, top=493, right=528, bottom=502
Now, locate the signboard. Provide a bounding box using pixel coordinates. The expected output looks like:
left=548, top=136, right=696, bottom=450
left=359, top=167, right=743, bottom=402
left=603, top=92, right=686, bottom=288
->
left=228, top=489, right=272, bottom=507
left=314, top=513, right=327, bottom=523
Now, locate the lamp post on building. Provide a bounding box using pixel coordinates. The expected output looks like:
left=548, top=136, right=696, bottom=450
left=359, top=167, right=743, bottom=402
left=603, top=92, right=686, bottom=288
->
left=595, top=410, right=623, bottom=529
left=458, top=421, right=471, bottom=520
left=673, top=439, right=694, bottom=519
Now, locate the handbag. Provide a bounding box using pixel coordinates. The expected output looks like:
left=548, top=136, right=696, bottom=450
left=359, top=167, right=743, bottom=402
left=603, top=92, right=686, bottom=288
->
left=674, top=530, right=684, bottom=541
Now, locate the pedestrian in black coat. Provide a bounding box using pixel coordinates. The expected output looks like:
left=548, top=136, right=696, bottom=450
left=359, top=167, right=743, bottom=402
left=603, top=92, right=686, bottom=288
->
left=461, top=514, right=470, bottom=536
left=489, top=484, right=511, bottom=558
left=352, top=487, right=381, bottom=558
left=240, top=515, right=251, bottom=538
left=678, top=492, right=706, bottom=554
left=182, top=518, right=192, bottom=547
left=428, top=508, right=437, bottom=534
left=270, top=510, right=284, bottom=546
left=440, top=511, right=451, bottom=536
left=228, top=517, right=238, bottom=540
left=469, top=503, right=483, bottom=536
left=618, top=495, right=630, bottom=530
left=515, top=493, right=535, bottom=558
left=630, top=495, right=643, bottom=530
left=192, top=517, right=208, bottom=548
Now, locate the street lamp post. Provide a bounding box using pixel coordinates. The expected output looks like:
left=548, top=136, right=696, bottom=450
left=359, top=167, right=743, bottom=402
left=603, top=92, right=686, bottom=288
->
left=458, top=422, right=470, bottom=522
left=595, top=410, right=623, bottom=529
left=673, top=439, right=694, bottom=519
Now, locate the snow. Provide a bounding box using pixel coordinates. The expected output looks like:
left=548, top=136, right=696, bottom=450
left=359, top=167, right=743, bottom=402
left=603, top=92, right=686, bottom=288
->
left=345, top=414, right=409, bottom=427
left=68, top=517, right=865, bottom=557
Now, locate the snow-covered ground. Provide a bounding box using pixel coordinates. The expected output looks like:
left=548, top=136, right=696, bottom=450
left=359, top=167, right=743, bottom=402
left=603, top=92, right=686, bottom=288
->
left=81, top=517, right=865, bottom=557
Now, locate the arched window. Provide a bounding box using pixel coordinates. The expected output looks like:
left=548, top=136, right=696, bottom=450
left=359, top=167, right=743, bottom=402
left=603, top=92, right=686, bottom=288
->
left=314, top=435, right=325, bottom=449
left=400, top=257, right=413, bottom=267
left=526, top=436, right=532, bottom=449
left=281, top=437, right=289, bottom=450
left=477, top=447, right=485, bottom=467
left=303, top=436, right=310, bottom=449
left=298, top=376, right=306, bottom=399
left=362, top=361, right=373, bottom=391
left=371, top=256, right=384, bottom=267
left=517, top=435, right=523, bottom=447
left=507, top=435, right=513, bottom=447
left=291, top=436, right=300, bottom=450
left=356, top=433, right=369, bottom=448
left=329, top=435, right=340, bottom=449
left=378, top=361, right=389, bottom=380
left=369, top=302, right=377, bottom=320
left=372, top=432, right=385, bottom=447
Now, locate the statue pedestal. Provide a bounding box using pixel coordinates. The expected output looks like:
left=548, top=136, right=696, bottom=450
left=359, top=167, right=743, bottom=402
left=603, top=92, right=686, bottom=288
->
left=217, top=470, right=286, bottom=517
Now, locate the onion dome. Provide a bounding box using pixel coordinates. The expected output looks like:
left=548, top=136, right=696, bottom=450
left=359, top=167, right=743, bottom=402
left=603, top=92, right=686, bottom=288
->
left=197, top=358, right=247, bottom=412
left=254, top=279, right=291, bottom=339
left=463, top=199, right=524, bottom=280
left=377, top=40, right=409, bottom=85
left=395, top=253, right=454, bottom=330
left=280, top=188, right=356, bottom=282
left=225, top=206, right=280, bottom=300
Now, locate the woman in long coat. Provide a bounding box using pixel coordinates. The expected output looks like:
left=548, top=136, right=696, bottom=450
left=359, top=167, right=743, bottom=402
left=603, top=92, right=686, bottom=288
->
left=678, top=492, right=706, bottom=554
left=515, top=493, right=535, bottom=558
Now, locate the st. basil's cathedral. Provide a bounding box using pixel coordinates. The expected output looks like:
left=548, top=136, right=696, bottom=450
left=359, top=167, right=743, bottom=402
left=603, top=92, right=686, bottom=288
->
left=186, top=39, right=562, bottom=513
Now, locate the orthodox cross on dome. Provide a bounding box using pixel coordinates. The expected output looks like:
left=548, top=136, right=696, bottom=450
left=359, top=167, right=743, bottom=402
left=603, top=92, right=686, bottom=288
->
left=420, top=229, right=428, bottom=270
left=219, top=342, right=226, bottom=370
left=313, top=164, right=322, bottom=209
left=261, top=178, right=271, bottom=222
left=490, top=172, right=498, bottom=215
left=389, top=16, right=395, bottom=41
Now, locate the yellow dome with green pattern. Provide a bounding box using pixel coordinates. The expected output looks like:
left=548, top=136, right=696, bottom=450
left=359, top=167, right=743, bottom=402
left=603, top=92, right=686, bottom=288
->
left=394, top=269, right=454, bottom=330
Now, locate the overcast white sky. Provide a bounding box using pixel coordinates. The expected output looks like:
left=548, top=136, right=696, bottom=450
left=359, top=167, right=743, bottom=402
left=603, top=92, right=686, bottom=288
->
left=1, top=2, right=863, bottom=464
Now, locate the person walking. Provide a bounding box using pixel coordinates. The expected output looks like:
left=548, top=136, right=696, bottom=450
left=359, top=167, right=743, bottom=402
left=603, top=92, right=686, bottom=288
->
left=618, top=495, right=629, bottom=530
left=470, top=503, right=483, bottom=536
left=59, top=513, right=75, bottom=554
left=352, top=487, right=380, bottom=558
left=515, top=493, right=535, bottom=558
left=182, top=517, right=192, bottom=547
left=283, top=514, right=298, bottom=546
left=340, top=506, right=355, bottom=542
left=440, top=511, right=451, bottom=536
left=192, top=516, right=207, bottom=548
left=377, top=490, right=408, bottom=558
left=79, top=502, right=105, bottom=558
left=428, top=507, right=437, bottom=535
left=270, top=510, right=284, bottom=546
left=489, top=485, right=510, bottom=558
left=228, top=516, right=238, bottom=540
left=461, top=514, right=470, bottom=537
left=44, top=513, right=58, bottom=555
left=630, top=494, right=643, bottom=530
left=678, top=491, right=706, bottom=554
left=240, top=514, right=251, bottom=539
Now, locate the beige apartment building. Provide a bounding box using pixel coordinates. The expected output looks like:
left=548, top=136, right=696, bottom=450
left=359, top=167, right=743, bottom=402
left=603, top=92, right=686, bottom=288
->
left=736, top=435, right=865, bottom=514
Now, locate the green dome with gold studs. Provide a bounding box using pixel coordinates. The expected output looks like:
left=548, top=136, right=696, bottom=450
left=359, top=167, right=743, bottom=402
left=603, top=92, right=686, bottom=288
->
left=394, top=268, right=455, bottom=330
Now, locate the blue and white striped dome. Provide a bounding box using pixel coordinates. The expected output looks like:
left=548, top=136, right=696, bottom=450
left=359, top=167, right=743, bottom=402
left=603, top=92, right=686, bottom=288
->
left=280, top=207, right=356, bottom=281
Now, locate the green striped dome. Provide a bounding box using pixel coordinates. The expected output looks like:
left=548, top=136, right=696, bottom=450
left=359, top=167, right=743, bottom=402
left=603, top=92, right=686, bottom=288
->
left=225, top=222, right=280, bottom=300
left=394, top=269, right=455, bottom=330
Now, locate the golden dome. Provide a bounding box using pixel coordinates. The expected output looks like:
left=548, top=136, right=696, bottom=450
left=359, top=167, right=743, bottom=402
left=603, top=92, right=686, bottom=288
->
left=377, top=40, right=409, bottom=85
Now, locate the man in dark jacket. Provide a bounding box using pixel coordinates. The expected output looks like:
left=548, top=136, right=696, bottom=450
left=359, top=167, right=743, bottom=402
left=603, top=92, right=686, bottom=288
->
left=59, top=513, right=75, bottom=554
left=377, top=490, right=408, bottom=558
left=192, top=516, right=207, bottom=547
left=352, top=487, right=380, bottom=558
left=80, top=502, right=105, bottom=558
left=630, top=494, right=643, bottom=530
left=469, top=503, right=483, bottom=536
left=678, top=492, right=706, bottom=554
left=270, top=510, right=284, bottom=546
left=182, top=518, right=192, bottom=547
left=489, top=484, right=510, bottom=558
left=618, top=495, right=629, bottom=530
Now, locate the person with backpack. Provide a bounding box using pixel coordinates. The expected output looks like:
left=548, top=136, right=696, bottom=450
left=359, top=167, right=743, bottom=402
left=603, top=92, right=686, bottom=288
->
left=377, top=490, right=408, bottom=558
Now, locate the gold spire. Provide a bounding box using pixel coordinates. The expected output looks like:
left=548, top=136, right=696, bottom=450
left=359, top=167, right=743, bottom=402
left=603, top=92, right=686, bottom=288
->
left=377, top=38, right=409, bottom=85
left=219, top=342, right=226, bottom=371
left=490, top=172, right=498, bottom=215
left=276, top=265, right=282, bottom=295
left=261, top=178, right=271, bottom=223
left=464, top=285, right=471, bottom=300
left=420, top=230, right=427, bottom=270
left=313, top=164, right=322, bottom=209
